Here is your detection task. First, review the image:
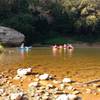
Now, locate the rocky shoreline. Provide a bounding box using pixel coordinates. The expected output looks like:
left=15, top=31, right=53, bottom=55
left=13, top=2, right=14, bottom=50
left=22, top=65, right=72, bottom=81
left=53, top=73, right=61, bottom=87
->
left=0, top=67, right=100, bottom=100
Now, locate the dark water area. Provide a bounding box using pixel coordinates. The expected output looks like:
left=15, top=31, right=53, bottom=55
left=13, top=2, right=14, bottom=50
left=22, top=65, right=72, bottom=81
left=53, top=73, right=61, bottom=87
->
left=0, top=47, right=100, bottom=82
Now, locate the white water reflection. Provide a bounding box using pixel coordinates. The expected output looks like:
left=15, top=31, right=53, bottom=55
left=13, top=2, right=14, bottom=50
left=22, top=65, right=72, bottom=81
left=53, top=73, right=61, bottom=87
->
left=52, top=47, right=74, bottom=57
left=20, top=49, right=25, bottom=59
left=66, top=49, right=74, bottom=57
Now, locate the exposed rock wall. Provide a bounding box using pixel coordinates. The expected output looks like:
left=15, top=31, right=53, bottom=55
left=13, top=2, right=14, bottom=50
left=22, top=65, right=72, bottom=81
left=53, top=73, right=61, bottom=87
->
left=0, top=26, right=25, bottom=46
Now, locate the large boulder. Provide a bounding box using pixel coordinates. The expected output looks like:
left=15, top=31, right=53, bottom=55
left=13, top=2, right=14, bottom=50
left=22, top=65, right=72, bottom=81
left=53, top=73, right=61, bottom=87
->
left=0, top=26, right=25, bottom=46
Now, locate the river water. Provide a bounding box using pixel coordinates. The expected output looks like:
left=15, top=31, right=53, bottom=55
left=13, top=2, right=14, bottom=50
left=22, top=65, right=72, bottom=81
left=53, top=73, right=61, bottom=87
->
left=0, top=47, right=100, bottom=82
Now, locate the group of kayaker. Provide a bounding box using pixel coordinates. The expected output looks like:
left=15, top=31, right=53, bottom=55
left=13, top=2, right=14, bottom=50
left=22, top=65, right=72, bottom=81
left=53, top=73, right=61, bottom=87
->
left=52, top=44, right=74, bottom=51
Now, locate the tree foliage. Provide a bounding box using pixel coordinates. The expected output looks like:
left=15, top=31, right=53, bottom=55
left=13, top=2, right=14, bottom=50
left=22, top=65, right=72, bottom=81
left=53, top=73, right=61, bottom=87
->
left=0, top=0, right=100, bottom=44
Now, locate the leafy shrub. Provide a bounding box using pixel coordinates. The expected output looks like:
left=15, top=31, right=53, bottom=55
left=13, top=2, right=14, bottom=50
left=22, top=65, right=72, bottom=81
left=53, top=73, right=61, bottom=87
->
left=46, top=37, right=74, bottom=45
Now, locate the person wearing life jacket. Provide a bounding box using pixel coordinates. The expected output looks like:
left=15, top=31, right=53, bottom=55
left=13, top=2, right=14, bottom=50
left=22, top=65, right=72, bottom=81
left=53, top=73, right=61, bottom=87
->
left=52, top=44, right=58, bottom=50
left=67, top=44, right=74, bottom=50
left=63, top=44, right=67, bottom=49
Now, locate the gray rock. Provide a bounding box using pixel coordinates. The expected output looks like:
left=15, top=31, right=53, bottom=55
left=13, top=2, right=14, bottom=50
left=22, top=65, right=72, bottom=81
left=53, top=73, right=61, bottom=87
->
left=0, top=26, right=25, bottom=46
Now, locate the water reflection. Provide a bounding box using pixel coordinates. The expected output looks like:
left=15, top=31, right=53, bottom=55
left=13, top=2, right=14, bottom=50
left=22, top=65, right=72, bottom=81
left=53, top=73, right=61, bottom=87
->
left=0, top=53, right=4, bottom=61
left=52, top=47, right=74, bottom=57
left=58, top=48, right=63, bottom=56
left=20, top=49, right=25, bottom=59
left=0, top=49, right=15, bottom=61
left=0, top=47, right=100, bottom=82
left=66, top=49, right=74, bottom=57
left=19, top=48, right=31, bottom=59
left=52, top=48, right=58, bottom=57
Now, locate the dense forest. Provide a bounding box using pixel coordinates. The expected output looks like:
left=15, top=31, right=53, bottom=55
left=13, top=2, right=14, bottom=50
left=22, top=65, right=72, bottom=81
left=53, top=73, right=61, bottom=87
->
left=0, top=0, right=100, bottom=45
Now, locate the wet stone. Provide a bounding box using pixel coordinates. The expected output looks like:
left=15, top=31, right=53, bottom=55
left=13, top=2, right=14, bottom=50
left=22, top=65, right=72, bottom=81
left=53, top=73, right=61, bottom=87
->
left=0, top=88, right=4, bottom=96
left=28, top=82, right=39, bottom=87
left=39, top=74, right=49, bottom=80
left=63, top=78, right=72, bottom=83
left=10, top=92, right=24, bottom=100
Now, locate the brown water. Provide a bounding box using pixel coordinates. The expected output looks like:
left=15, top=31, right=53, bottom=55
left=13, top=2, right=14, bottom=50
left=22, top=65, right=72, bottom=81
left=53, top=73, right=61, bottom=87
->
left=0, top=47, right=100, bottom=82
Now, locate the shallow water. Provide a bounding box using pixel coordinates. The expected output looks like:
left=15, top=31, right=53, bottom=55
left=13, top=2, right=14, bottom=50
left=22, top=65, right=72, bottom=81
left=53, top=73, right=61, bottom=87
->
left=0, top=47, right=100, bottom=82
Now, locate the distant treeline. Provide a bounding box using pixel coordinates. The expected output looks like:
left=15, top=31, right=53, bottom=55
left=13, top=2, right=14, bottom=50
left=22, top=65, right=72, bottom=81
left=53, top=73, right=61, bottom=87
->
left=0, top=0, right=100, bottom=45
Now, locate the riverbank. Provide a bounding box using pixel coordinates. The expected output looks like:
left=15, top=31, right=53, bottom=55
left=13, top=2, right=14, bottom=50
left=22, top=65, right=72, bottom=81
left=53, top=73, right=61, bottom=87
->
left=31, top=42, right=100, bottom=48
left=2, top=41, right=100, bottom=48
left=0, top=67, right=100, bottom=100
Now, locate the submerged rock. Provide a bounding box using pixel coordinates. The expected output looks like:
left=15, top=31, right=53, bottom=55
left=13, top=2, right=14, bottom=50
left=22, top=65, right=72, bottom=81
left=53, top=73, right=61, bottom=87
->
left=1, top=67, right=83, bottom=100
left=13, top=75, right=21, bottom=80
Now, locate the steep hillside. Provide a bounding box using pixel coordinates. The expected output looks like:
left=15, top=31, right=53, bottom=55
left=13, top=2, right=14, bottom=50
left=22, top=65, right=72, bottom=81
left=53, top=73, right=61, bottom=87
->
left=0, top=0, right=100, bottom=44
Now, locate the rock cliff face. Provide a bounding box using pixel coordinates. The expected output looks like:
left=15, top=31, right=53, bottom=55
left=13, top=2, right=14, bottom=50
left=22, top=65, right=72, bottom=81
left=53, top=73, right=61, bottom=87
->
left=0, top=26, right=25, bottom=46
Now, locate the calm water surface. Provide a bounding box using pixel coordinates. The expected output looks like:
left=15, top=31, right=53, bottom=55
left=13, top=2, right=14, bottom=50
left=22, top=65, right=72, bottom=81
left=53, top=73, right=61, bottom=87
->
left=0, top=47, right=100, bottom=82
